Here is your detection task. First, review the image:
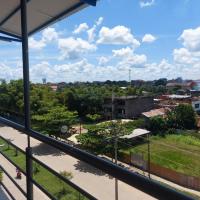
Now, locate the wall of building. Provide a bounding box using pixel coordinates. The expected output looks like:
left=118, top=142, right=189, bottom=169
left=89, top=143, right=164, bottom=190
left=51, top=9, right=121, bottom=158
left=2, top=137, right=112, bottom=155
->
left=192, top=100, right=200, bottom=112
left=125, top=96, right=154, bottom=118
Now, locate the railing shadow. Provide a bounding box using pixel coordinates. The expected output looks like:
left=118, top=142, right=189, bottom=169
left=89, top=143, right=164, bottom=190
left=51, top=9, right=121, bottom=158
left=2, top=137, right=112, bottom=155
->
left=73, top=160, right=113, bottom=179
left=0, top=186, right=11, bottom=200
left=32, top=142, right=65, bottom=156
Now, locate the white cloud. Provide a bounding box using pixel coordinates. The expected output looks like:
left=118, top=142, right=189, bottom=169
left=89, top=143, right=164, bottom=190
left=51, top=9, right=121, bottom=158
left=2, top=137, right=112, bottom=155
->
left=87, top=26, right=97, bottom=42
left=96, top=17, right=104, bottom=26
left=173, top=48, right=200, bottom=65
left=87, top=17, right=104, bottom=42
left=97, top=26, right=140, bottom=48
left=30, top=61, right=56, bottom=82
left=142, top=34, right=156, bottom=43
left=58, top=37, right=97, bottom=60
left=42, top=27, right=58, bottom=42
left=29, top=37, right=46, bottom=50
left=113, top=47, right=147, bottom=68
left=140, top=0, right=155, bottom=8
left=112, top=47, right=133, bottom=58
left=73, top=23, right=89, bottom=34
left=179, top=26, right=200, bottom=52
left=29, top=27, right=58, bottom=50
left=173, top=26, right=200, bottom=67
left=0, top=63, right=22, bottom=81
left=98, top=56, right=110, bottom=66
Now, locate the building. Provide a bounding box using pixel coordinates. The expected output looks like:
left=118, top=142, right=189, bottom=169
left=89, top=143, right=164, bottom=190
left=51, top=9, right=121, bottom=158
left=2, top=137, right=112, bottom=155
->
left=166, top=81, right=197, bottom=91
left=103, top=96, right=154, bottom=119
left=142, top=108, right=170, bottom=119
left=157, top=94, right=200, bottom=114
left=191, top=97, right=200, bottom=113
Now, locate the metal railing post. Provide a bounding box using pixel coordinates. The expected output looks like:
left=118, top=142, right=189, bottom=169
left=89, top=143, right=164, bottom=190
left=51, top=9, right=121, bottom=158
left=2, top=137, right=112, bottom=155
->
left=26, top=147, right=33, bottom=200
left=20, top=0, right=32, bottom=199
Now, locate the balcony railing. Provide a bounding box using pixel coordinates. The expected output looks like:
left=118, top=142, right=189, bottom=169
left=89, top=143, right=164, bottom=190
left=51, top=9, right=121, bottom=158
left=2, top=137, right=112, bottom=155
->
left=0, top=116, right=195, bottom=200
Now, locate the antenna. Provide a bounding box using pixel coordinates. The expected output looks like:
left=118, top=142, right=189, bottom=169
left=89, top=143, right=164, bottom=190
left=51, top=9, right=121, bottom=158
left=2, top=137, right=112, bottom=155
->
left=129, top=69, right=131, bottom=85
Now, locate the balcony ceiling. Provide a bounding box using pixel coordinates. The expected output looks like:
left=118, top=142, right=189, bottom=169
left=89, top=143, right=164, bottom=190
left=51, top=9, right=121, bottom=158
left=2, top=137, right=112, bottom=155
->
left=0, top=0, right=96, bottom=38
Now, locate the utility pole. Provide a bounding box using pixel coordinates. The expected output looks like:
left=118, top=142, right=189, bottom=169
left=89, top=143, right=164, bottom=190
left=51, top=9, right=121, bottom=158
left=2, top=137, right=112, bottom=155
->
left=147, top=132, right=151, bottom=179
left=114, top=134, right=118, bottom=200
left=111, top=91, right=115, bottom=120
left=111, top=90, right=118, bottom=200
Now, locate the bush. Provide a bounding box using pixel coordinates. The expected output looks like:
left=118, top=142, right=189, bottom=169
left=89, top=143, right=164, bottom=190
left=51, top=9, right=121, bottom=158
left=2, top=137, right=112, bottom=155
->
left=149, top=116, right=167, bottom=134
left=85, top=114, right=102, bottom=123
left=59, top=171, right=73, bottom=180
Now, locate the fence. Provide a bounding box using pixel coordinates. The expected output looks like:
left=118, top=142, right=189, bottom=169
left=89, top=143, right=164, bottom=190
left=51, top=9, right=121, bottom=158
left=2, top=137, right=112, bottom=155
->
left=120, top=152, right=200, bottom=191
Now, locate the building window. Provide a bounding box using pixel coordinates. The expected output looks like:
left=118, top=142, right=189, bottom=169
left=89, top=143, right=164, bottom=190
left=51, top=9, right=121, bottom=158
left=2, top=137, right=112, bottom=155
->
left=118, top=109, right=125, bottom=114
left=195, top=104, right=200, bottom=109
left=117, top=100, right=125, bottom=105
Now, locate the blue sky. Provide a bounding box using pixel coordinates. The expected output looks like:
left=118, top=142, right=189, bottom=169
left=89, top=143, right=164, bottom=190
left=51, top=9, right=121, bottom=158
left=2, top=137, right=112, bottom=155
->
left=1, top=0, right=200, bottom=83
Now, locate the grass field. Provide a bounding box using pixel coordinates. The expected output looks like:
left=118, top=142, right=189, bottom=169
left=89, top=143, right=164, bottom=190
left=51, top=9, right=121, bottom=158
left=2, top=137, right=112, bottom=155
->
left=0, top=138, right=87, bottom=200
left=121, top=133, right=200, bottom=177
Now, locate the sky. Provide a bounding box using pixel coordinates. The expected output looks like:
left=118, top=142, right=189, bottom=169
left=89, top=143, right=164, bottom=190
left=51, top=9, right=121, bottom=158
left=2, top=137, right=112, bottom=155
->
left=1, top=0, right=200, bottom=83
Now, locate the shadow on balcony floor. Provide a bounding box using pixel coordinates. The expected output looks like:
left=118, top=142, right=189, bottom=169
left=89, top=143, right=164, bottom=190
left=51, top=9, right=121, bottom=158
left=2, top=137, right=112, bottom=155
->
left=74, top=160, right=113, bottom=179
left=0, top=186, right=11, bottom=200
left=32, top=142, right=65, bottom=156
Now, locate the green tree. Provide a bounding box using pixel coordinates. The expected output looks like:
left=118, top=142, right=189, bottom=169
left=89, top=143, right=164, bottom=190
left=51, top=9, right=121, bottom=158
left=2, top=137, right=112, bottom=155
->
left=149, top=116, right=167, bottom=134
left=167, top=104, right=196, bottom=129
left=32, top=106, right=78, bottom=137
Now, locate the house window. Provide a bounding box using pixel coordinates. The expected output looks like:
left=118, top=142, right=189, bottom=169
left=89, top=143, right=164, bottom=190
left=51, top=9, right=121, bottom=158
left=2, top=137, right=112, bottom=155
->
left=195, top=104, right=200, bottom=109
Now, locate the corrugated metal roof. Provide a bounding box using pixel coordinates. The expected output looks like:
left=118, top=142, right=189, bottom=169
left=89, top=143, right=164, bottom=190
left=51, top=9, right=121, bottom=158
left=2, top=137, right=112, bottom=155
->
left=142, top=108, right=170, bottom=118
left=0, top=0, right=96, bottom=38
left=121, top=128, right=150, bottom=139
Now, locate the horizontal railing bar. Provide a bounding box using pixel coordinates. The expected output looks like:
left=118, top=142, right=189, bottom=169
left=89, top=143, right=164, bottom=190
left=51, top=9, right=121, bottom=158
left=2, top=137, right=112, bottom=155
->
left=0, top=151, right=26, bottom=176
left=0, top=181, right=17, bottom=200
left=30, top=155, right=97, bottom=200
left=0, top=164, right=27, bottom=197
left=0, top=116, right=194, bottom=200
left=0, top=134, right=96, bottom=199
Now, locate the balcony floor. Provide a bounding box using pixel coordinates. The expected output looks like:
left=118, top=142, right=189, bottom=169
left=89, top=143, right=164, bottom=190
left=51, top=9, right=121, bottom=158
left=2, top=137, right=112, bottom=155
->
left=0, top=125, right=156, bottom=200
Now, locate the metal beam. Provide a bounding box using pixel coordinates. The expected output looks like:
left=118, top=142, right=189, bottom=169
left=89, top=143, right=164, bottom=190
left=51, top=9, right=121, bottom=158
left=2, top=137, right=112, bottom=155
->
left=0, top=0, right=31, bottom=27
left=0, top=35, right=21, bottom=42
left=0, top=30, right=21, bottom=39
left=81, top=0, right=97, bottom=6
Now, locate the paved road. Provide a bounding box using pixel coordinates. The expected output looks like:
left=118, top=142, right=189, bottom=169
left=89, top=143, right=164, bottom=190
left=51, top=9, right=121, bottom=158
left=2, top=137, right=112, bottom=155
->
left=0, top=126, right=156, bottom=200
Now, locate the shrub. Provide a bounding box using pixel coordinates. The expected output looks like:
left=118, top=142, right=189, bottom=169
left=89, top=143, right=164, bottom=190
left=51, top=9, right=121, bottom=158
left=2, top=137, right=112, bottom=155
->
left=85, top=114, right=102, bottom=123
left=59, top=171, right=73, bottom=180
left=149, top=116, right=167, bottom=134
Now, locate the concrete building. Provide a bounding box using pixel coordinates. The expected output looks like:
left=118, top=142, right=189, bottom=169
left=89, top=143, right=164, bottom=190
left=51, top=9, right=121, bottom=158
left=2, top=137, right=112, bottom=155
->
left=103, top=96, right=154, bottom=119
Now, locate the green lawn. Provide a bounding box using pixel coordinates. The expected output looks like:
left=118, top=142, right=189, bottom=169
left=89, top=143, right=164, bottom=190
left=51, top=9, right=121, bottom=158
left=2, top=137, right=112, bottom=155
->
left=120, top=133, right=200, bottom=177
left=0, top=138, right=87, bottom=200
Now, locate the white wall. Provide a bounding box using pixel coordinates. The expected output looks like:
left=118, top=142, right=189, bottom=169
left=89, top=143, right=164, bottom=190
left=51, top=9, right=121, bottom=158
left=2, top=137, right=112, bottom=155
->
left=192, top=100, right=200, bottom=112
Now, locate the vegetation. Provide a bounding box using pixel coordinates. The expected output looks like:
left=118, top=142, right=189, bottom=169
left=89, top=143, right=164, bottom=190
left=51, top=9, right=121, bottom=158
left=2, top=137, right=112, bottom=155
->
left=0, top=138, right=87, bottom=200
left=167, top=104, right=197, bottom=129
left=0, top=170, right=2, bottom=182
left=77, top=120, right=144, bottom=154
left=32, top=106, right=78, bottom=136
left=121, top=133, right=200, bottom=177
left=149, top=104, right=197, bottom=135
